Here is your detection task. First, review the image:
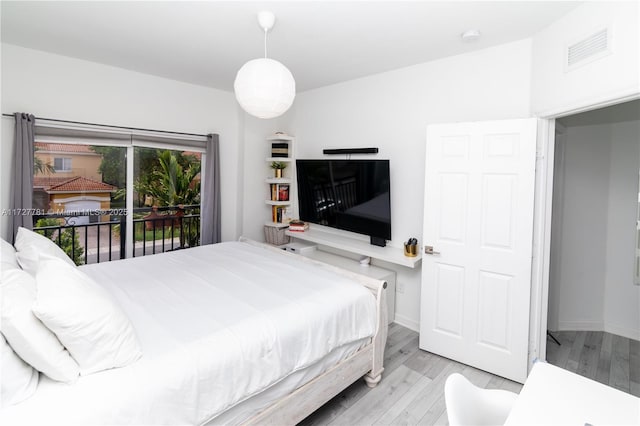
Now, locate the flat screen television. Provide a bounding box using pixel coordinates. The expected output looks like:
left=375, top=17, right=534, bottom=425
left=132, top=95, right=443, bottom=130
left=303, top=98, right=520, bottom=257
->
left=296, top=159, right=391, bottom=246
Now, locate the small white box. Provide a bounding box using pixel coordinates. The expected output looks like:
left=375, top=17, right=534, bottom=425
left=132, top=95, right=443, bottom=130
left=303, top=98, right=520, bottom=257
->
left=284, top=242, right=317, bottom=256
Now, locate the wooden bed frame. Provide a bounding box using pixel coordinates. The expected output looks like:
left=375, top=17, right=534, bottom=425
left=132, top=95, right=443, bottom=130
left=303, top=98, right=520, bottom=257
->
left=237, top=238, right=389, bottom=426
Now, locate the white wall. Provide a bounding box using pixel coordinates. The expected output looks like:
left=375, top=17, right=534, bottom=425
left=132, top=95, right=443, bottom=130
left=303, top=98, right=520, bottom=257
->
left=604, top=117, right=640, bottom=338
left=550, top=102, right=640, bottom=340
left=531, top=1, right=640, bottom=116
left=0, top=44, right=242, bottom=242
left=275, top=39, right=533, bottom=330
left=239, top=114, right=287, bottom=242
left=549, top=122, right=611, bottom=331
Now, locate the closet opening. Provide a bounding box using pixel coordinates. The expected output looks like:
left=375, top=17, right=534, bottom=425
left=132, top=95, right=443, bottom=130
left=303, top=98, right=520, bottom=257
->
left=545, top=99, right=640, bottom=397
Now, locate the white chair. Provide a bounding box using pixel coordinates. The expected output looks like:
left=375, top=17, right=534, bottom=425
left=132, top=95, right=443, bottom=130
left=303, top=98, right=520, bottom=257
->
left=444, top=373, right=518, bottom=426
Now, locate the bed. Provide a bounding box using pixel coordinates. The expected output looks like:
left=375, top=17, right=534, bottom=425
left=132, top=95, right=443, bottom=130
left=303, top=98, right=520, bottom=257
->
left=1, top=237, right=387, bottom=425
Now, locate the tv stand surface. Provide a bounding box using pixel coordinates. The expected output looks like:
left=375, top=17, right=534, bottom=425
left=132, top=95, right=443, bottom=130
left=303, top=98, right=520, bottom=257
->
left=285, top=227, right=421, bottom=268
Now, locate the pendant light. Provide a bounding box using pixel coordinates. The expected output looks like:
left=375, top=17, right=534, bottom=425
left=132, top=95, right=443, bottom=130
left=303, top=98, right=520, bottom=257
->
left=234, top=11, right=296, bottom=119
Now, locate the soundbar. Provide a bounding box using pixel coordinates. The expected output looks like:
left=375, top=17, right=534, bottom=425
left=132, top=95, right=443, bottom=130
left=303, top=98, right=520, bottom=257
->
left=322, top=148, right=378, bottom=155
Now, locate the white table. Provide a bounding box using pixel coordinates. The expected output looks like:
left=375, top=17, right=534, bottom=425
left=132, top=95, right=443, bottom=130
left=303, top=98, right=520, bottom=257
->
left=505, top=362, right=640, bottom=425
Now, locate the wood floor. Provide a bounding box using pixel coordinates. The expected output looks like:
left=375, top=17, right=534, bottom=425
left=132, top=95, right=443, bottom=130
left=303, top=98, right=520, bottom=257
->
left=299, top=323, right=523, bottom=426
left=546, top=330, right=640, bottom=397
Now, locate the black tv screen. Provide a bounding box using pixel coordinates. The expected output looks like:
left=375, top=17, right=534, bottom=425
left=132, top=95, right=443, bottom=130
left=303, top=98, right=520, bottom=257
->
left=296, top=159, right=391, bottom=242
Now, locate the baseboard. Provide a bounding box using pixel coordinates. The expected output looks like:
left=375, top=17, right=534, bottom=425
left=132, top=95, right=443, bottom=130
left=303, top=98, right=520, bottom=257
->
left=604, top=323, right=640, bottom=341
left=557, top=320, right=604, bottom=331
left=393, top=313, right=419, bottom=332
left=556, top=321, right=639, bottom=341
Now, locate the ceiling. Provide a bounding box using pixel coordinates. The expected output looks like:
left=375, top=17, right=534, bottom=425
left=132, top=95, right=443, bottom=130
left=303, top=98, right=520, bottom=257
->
left=1, top=1, right=580, bottom=93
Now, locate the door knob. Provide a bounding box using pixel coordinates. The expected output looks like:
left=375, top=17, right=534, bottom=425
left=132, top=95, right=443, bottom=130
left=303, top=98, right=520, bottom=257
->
left=425, top=245, right=440, bottom=255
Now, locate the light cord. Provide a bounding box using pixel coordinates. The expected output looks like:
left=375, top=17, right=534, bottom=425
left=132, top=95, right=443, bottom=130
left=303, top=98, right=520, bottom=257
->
left=264, top=29, right=268, bottom=58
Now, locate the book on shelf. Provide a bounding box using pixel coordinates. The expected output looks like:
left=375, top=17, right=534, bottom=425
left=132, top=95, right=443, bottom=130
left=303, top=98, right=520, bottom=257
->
left=288, top=220, right=309, bottom=232
left=270, top=183, right=290, bottom=201
left=281, top=207, right=292, bottom=224
left=271, top=142, right=289, bottom=158
left=271, top=206, right=290, bottom=224
left=278, top=184, right=289, bottom=201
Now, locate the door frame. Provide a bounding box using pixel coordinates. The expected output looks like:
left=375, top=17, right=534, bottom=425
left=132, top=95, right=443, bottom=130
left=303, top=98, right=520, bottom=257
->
left=529, top=91, right=640, bottom=366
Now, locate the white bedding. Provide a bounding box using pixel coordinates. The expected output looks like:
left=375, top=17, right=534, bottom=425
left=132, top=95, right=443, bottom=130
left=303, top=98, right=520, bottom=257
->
left=1, top=241, right=377, bottom=425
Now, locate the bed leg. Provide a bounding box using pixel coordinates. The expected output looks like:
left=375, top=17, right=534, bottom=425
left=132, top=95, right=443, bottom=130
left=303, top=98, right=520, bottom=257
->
left=364, top=370, right=383, bottom=388
left=366, top=281, right=388, bottom=389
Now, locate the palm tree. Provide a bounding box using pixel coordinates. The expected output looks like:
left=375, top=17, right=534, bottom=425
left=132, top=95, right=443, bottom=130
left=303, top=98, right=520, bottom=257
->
left=144, top=150, right=201, bottom=206
left=139, top=151, right=201, bottom=247
left=113, top=150, right=201, bottom=207
left=34, top=147, right=55, bottom=175
left=110, top=150, right=202, bottom=247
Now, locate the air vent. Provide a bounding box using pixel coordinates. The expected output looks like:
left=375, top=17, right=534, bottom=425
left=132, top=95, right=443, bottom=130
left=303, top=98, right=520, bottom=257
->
left=566, top=27, right=611, bottom=70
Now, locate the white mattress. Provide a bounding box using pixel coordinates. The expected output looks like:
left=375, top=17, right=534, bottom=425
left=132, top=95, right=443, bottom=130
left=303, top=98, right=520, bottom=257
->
left=1, top=241, right=377, bottom=425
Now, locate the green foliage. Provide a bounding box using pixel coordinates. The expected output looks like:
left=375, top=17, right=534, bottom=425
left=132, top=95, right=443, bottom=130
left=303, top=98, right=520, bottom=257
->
left=35, top=218, right=85, bottom=265
left=95, top=148, right=201, bottom=249
left=131, top=150, right=201, bottom=207
left=90, top=146, right=126, bottom=188
left=175, top=215, right=200, bottom=248
left=134, top=223, right=199, bottom=247
left=185, top=218, right=200, bottom=248
left=109, top=148, right=200, bottom=208
left=270, top=161, right=287, bottom=170
left=34, top=147, right=55, bottom=175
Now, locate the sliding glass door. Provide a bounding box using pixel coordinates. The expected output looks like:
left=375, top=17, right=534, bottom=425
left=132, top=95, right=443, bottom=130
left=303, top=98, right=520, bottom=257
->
left=32, top=124, right=205, bottom=265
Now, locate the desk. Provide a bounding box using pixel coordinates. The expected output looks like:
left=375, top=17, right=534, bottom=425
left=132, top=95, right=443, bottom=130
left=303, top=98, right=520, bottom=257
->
left=505, top=362, right=640, bottom=425
left=286, top=226, right=422, bottom=268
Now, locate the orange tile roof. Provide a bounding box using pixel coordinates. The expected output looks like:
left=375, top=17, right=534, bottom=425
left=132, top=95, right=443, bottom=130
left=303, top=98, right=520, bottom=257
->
left=35, top=176, right=116, bottom=193
left=33, top=176, right=74, bottom=188
left=182, top=151, right=202, bottom=160
left=35, top=142, right=96, bottom=154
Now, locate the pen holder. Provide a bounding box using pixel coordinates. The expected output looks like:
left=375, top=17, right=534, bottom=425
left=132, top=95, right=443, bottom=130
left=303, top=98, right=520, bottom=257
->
left=404, top=243, right=418, bottom=257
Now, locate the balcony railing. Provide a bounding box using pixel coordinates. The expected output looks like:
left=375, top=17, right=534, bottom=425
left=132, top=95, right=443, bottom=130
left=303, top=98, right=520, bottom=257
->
left=33, top=204, right=200, bottom=265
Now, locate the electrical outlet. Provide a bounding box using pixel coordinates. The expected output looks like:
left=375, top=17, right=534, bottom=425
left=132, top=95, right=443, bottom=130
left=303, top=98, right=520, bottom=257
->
left=397, top=281, right=405, bottom=294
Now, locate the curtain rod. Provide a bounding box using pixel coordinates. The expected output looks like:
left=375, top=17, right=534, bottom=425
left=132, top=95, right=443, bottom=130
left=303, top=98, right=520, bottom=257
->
left=1, top=113, right=209, bottom=138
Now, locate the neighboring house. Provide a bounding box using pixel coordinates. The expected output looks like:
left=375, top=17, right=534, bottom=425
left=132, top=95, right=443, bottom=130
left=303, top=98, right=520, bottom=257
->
left=33, top=176, right=115, bottom=224
left=33, top=142, right=114, bottom=223
left=34, top=142, right=102, bottom=181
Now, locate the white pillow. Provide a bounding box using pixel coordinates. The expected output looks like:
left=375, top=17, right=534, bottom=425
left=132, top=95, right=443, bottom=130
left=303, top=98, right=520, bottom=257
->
left=14, top=227, right=75, bottom=276
left=0, top=268, right=79, bottom=383
left=33, top=255, right=142, bottom=375
left=1, top=237, right=20, bottom=270
left=1, top=333, right=39, bottom=407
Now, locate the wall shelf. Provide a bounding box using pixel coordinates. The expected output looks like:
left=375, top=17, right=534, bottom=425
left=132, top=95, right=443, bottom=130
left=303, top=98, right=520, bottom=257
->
left=264, top=134, right=296, bottom=245
left=265, top=200, right=291, bottom=206
left=267, top=135, right=295, bottom=142
left=266, top=157, right=294, bottom=163
left=285, top=226, right=421, bottom=268
left=265, top=221, right=290, bottom=228
left=265, top=177, right=292, bottom=184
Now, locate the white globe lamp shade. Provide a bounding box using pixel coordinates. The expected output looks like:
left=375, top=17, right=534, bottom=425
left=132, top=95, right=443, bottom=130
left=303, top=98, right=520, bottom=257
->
left=234, top=58, right=296, bottom=119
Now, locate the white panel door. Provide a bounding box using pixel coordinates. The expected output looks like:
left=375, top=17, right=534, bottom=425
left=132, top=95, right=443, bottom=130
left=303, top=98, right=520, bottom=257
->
left=420, top=119, right=537, bottom=383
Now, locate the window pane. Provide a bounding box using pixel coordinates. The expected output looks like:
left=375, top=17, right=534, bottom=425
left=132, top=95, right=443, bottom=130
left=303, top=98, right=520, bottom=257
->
left=133, top=147, right=201, bottom=256
left=33, top=142, right=126, bottom=265
left=52, top=157, right=72, bottom=171
left=32, top=140, right=202, bottom=263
